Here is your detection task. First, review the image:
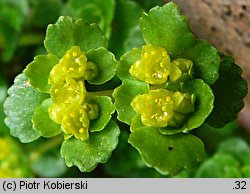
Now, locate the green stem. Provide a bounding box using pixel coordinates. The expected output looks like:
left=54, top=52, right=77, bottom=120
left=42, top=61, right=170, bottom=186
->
left=87, top=90, right=114, bottom=98
left=29, top=135, right=64, bottom=162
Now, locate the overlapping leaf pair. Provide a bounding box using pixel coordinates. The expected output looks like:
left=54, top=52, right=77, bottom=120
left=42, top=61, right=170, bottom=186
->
left=4, top=16, right=119, bottom=172
left=3, top=2, right=247, bottom=175
left=113, top=3, right=247, bottom=175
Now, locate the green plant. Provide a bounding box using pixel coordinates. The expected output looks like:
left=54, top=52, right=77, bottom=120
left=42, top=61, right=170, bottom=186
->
left=3, top=2, right=247, bottom=176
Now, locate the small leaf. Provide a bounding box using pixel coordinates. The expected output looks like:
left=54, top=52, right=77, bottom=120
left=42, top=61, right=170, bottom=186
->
left=44, top=16, right=107, bottom=58
left=87, top=96, right=115, bottom=132
left=182, top=79, right=214, bottom=130
left=4, top=73, right=49, bottom=143
left=182, top=40, right=220, bottom=85
left=24, top=54, right=59, bottom=93
left=139, top=3, right=220, bottom=86
left=116, top=48, right=142, bottom=81
left=86, top=47, right=116, bottom=85
left=139, top=2, right=196, bottom=55
left=160, top=79, right=214, bottom=135
left=205, top=55, right=247, bottom=127
left=61, top=120, right=120, bottom=172
left=113, top=80, right=149, bottom=125
left=128, top=126, right=205, bottom=175
left=195, top=153, right=241, bottom=178
left=217, top=138, right=250, bottom=165
left=32, top=98, right=62, bottom=138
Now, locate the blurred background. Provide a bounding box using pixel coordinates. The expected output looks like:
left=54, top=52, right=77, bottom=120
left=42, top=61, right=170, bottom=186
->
left=0, top=0, right=250, bottom=178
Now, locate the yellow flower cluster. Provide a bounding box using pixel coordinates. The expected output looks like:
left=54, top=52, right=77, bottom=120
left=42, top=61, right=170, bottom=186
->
left=48, top=46, right=99, bottom=141
left=130, top=45, right=196, bottom=128
left=131, top=89, right=195, bottom=128
left=129, top=44, right=193, bottom=85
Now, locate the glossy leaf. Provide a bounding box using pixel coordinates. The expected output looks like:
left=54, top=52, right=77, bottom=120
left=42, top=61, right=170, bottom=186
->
left=61, top=120, right=120, bottom=172
left=206, top=55, right=247, bottom=127
left=182, top=40, right=220, bottom=85
left=24, top=54, right=59, bottom=93
left=139, top=3, right=220, bottom=86
left=128, top=126, right=205, bottom=175
left=116, top=48, right=142, bottom=81
left=32, top=98, right=62, bottom=138
left=113, top=80, right=149, bottom=125
left=139, top=2, right=196, bottom=55
left=44, top=16, right=107, bottom=58
left=87, top=96, right=115, bottom=132
left=86, top=47, right=117, bottom=85
left=4, top=73, right=49, bottom=143
left=160, top=79, right=214, bottom=135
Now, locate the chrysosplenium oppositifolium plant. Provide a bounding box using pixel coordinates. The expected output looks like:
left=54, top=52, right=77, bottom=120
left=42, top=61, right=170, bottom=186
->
left=113, top=3, right=247, bottom=175
left=4, top=2, right=247, bottom=175
left=4, top=16, right=120, bottom=172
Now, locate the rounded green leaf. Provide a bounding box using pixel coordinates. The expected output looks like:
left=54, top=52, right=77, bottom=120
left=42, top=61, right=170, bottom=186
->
left=182, top=79, right=214, bottom=130
left=86, top=47, right=117, bottom=85
left=32, top=98, right=62, bottom=138
left=24, top=54, right=59, bottom=93
left=130, top=114, right=144, bottom=132
left=206, top=55, right=247, bottom=127
left=44, top=16, right=107, bottom=58
left=61, top=120, right=120, bottom=172
left=128, top=126, right=205, bottom=175
left=195, top=153, right=241, bottom=178
left=87, top=96, right=115, bottom=132
left=160, top=79, right=214, bottom=135
left=4, top=74, right=49, bottom=143
left=182, top=40, right=220, bottom=85
left=217, top=138, right=250, bottom=165
left=139, top=2, right=196, bottom=55
left=116, top=48, right=142, bottom=81
left=113, top=80, right=149, bottom=125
